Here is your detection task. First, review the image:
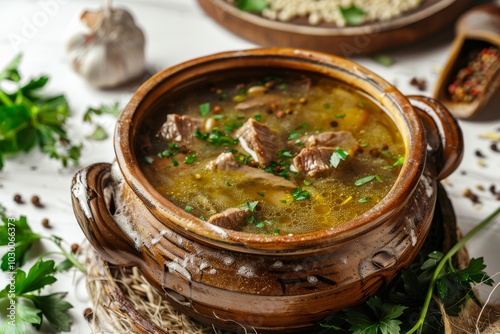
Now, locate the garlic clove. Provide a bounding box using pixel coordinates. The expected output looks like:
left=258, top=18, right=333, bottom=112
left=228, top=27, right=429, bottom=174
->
left=67, top=7, right=146, bottom=88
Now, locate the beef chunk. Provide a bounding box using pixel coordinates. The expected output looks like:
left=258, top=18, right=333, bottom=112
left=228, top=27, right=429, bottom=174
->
left=206, top=152, right=241, bottom=171
left=207, top=153, right=296, bottom=189
left=292, top=147, right=335, bottom=176
left=289, top=131, right=357, bottom=150
left=207, top=208, right=250, bottom=230
left=235, top=118, right=279, bottom=166
left=157, top=114, right=200, bottom=146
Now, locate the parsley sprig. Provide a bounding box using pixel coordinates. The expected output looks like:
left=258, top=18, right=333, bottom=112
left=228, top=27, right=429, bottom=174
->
left=321, top=206, right=500, bottom=334
left=0, top=206, right=85, bottom=333
left=0, top=54, right=82, bottom=170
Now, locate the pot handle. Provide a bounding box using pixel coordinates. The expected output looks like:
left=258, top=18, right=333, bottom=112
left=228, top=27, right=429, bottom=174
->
left=408, top=96, right=464, bottom=180
left=71, top=163, right=140, bottom=267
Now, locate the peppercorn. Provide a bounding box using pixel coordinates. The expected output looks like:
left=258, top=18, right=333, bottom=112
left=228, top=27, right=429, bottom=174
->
left=491, top=142, right=499, bottom=153
left=330, top=121, right=338, bottom=128
left=41, top=218, right=51, bottom=229
left=268, top=103, right=278, bottom=112
left=31, top=195, right=44, bottom=208
left=212, top=105, right=221, bottom=114
left=381, top=143, right=389, bottom=151
left=299, top=97, right=308, bottom=105
left=83, top=308, right=93, bottom=321
left=13, top=194, right=24, bottom=204
left=71, top=243, right=79, bottom=253
left=369, top=148, right=381, bottom=157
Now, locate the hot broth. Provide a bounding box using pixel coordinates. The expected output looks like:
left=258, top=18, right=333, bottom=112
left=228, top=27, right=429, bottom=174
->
left=136, top=70, right=404, bottom=235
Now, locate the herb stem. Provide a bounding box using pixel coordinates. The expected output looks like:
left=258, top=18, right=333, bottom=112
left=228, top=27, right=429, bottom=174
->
left=44, top=236, right=86, bottom=273
left=0, top=89, right=13, bottom=106
left=407, top=206, right=500, bottom=334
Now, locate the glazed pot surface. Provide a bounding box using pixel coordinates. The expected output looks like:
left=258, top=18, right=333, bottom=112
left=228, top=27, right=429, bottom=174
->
left=72, top=48, right=463, bottom=332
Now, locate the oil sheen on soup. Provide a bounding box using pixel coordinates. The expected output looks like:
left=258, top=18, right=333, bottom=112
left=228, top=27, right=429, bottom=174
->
left=137, top=71, right=405, bottom=235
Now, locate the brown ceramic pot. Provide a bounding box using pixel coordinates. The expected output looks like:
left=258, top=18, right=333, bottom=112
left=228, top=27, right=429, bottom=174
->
left=71, top=48, right=463, bottom=333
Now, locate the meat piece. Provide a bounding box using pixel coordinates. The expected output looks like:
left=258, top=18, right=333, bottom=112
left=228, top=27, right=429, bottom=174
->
left=207, top=153, right=296, bottom=189
left=157, top=114, right=200, bottom=146
left=206, top=152, right=241, bottom=171
left=207, top=208, right=250, bottom=230
left=293, top=147, right=335, bottom=176
left=289, top=131, right=357, bottom=150
left=235, top=94, right=282, bottom=111
left=235, top=118, right=279, bottom=166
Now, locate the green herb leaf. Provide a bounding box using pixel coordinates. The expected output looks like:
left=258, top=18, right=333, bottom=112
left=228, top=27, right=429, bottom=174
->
left=339, top=5, right=365, bottom=26
left=185, top=205, right=193, bottom=213
left=354, top=174, right=383, bottom=186
left=185, top=154, right=197, bottom=164
left=86, top=125, right=108, bottom=141
left=330, top=147, right=349, bottom=168
left=144, top=156, right=154, bottom=164
left=358, top=197, right=372, bottom=203
left=199, top=102, right=211, bottom=117
left=334, top=114, right=346, bottom=119
left=242, top=201, right=259, bottom=212
left=27, top=293, right=73, bottom=331
left=0, top=54, right=22, bottom=82
left=277, top=150, right=294, bottom=158
left=0, top=215, right=40, bottom=271
left=292, top=188, right=310, bottom=201
left=373, top=54, right=395, bottom=67
left=0, top=54, right=82, bottom=170
left=236, top=0, right=269, bottom=13
left=83, top=102, right=121, bottom=122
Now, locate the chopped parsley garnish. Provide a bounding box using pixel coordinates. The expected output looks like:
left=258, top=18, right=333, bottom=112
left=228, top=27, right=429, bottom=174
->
left=358, top=101, right=365, bottom=108
left=383, top=156, right=405, bottom=170
left=330, top=148, right=349, bottom=168
left=185, top=155, right=197, bottom=164
left=226, top=181, right=232, bottom=187
left=257, top=192, right=265, bottom=197
left=277, top=150, right=294, bottom=158
left=339, top=4, right=365, bottom=26
left=354, top=174, right=383, bottom=186
left=295, top=123, right=310, bottom=130
left=253, top=114, right=262, bottom=121
left=144, top=156, right=154, bottom=164
left=171, top=158, right=179, bottom=166
left=303, top=180, right=312, bottom=186
left=292, top=188, right=310, bottom=201
left=358, top=197, right=372, bottom=203
left=323, top=103, right=330, bottom=109
left=334, top=114, right=346, bottom=119
left=184, top=205, right=193, bottom=213
left=213, top=114, right=224, bottom=120
left=280, top=199, right=287, bottom=204
left=199, top=102, right=210, bottom=116
left=295, top=140, right=304, bottom=147
left=279, top=83, right=288, bottom=90
left=195, top=129, right=238, bottom=146
left=288, top=130, right=301, bottom=140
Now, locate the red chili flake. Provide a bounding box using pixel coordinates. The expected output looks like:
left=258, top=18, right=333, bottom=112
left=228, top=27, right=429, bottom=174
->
left=212, top=106, right=222, bottom=114
left=277, top=110, right=285, bottom=118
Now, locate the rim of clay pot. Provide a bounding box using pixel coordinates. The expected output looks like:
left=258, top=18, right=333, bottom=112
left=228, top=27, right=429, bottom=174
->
left=115, top=48, right=426, bottom=252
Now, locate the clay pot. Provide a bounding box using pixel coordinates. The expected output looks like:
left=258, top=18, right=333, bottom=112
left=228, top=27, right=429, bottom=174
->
left=71, top=48, right=463, bottom=333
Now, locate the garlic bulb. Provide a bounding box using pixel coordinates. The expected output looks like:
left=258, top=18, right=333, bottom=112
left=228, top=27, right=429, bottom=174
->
left=67, top=2, right=145, bottom=88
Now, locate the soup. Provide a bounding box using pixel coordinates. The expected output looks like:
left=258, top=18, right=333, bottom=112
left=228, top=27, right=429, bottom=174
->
left=136, top=70, right=404, bottom=235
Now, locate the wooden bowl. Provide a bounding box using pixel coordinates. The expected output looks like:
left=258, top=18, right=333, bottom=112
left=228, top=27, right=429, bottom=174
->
left=197, top=0, right=474, bottom=56
left=71, top=48, right=463, bottom=333
left=433, top=4, right=500, bottom=119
